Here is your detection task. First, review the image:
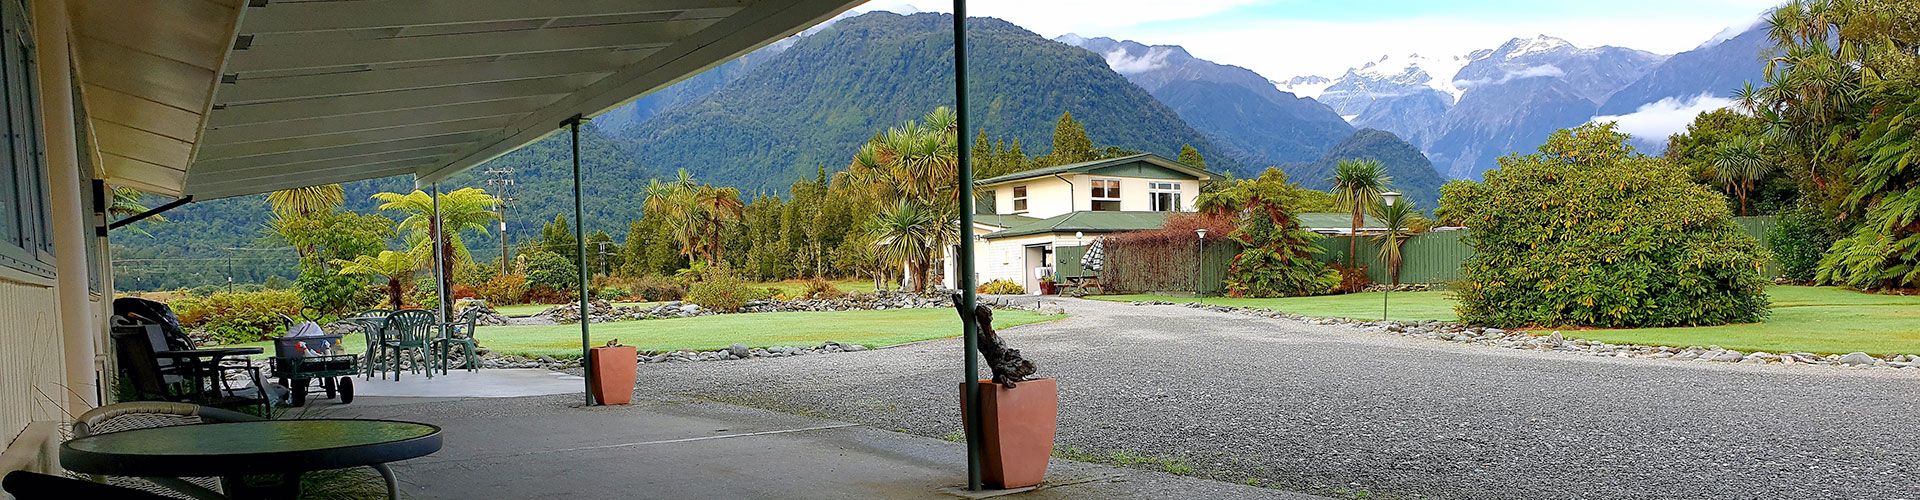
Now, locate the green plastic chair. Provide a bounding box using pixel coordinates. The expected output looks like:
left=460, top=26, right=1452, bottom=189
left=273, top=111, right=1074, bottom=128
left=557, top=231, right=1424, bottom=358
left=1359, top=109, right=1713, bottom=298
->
left=379, top=310, right=437, bottom=381
left=434, top=308, right=481, bottom=374
left=351, top=309, right=393, bottom=379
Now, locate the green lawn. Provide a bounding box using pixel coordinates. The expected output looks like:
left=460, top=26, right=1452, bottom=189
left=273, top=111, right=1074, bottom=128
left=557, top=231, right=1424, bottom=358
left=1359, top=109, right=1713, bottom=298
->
left=1091, top=286, right=1920, bottom=355
left=242, top=308, right=1062, bottom=359
left=1089, top=291, right=1459, bottom=322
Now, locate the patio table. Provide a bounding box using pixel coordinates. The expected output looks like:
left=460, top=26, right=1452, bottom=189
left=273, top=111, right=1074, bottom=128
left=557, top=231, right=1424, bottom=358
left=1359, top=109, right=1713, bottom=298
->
left=61, top=418, right=441, bottom=500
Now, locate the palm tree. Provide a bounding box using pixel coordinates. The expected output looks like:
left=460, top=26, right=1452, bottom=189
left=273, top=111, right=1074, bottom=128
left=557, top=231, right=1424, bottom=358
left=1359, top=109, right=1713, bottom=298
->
left=334, top=250, right=420, bottom=309
left=845, top=107, right=964, bottom=291
left=644, top=170, right=700, bottom=262
left=1712, top=136, right=1772, bottom=216
left=1370, top=200, right=1424, bottom=285
left=373, top=188, right=501, bottom=314
left=868, top=200, right=949, bottom=292
left=267, top=184, right=345, bottom=219
left=691, top=184, right=744, bottom=266
left=1331, top=159, right=1389, bottom=270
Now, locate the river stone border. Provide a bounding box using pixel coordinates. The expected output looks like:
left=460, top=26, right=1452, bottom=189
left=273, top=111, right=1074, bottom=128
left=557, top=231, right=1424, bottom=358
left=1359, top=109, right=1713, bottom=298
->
left=1135, top=301, right=1920, bottom=370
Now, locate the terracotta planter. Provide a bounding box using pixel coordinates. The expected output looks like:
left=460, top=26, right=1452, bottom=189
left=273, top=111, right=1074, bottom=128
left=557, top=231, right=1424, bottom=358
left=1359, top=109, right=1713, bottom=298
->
left=589, top=345, right=638, bottom=405
left=1038, top=281, right=1056, bottom=295
left=960, top=378, right=1057, bottom=489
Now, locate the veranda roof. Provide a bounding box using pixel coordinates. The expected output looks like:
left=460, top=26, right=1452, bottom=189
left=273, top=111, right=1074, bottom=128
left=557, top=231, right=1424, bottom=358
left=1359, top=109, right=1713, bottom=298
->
left=72, top=0, right=864, bottom=199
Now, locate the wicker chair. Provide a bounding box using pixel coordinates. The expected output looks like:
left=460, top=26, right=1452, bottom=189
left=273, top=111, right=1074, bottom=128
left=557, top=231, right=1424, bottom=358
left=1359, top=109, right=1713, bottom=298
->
left=71, top=402, right=259, bottom=499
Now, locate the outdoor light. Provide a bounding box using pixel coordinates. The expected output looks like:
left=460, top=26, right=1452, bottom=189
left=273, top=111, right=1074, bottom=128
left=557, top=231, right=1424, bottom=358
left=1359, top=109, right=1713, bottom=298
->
left=1382, top=191, right=1401, bottom=207
left=1195, top=228, right=1208, bottom=240
left=1379, top=191, right=1401, bottom=321
left=1194, top=228, right=1208, bottom=295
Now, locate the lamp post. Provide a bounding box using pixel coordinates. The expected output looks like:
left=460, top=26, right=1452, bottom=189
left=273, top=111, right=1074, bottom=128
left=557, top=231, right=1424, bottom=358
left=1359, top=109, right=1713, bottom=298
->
left=1379, top=191, right=1401, bottom=321
left=1194, top=227, right=1208, bottom=295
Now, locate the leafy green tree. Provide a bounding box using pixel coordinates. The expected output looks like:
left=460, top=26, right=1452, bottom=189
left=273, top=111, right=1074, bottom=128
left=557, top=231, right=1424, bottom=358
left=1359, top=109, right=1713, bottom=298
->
left=1450, top=123, right=1770, bottom=328
left=1433, top=180, right=1480, bottom=227
left=1330, top=159, right=1389, bottom=270
left=1177, top=144, right=1206, bottom=169
left=274, top=210, right=392, bottom=316
left=521, top=250, right=580, bottom=292
left=537, top=214, right=579, bottom=261
left=108, top=187, right=164, bottom=237
left=267, top=184, right=345, bottom=220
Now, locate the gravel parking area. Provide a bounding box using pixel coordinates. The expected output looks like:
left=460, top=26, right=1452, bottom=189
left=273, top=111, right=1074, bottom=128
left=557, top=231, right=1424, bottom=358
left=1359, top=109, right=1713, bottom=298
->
left=628, top=297, right=1920, bottom=499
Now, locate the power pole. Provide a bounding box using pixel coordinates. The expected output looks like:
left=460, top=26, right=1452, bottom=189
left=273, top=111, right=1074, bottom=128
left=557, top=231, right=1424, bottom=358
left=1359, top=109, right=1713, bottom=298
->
left=598, top=241, right=614, bottom=277
left=484, top=167, right=515, bottom=273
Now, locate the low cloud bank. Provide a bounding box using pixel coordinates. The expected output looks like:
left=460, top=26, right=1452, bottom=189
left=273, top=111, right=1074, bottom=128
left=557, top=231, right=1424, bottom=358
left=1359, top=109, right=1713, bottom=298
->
left=1589, top=92, right=1737, bottom=147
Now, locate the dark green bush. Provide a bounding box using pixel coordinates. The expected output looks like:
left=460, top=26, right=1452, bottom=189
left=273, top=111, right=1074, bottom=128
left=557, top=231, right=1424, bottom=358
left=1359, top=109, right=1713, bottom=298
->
left=626, top=275, right=686, bottom=301
left=1766, top=201, right=1838, bottom=282
left=1450, top=123, right=1770, bottom=328
left=521, top=250, right=580, bottom=291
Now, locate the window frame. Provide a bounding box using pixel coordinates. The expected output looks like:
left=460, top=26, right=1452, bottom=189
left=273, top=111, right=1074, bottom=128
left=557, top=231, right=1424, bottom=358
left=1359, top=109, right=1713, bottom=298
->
left=1010, top=185, right=1027, bottom=213
left=0, top=0, right=53, bottom=279
left=1148, top=181, right=1182, bottom=212
left=1089, top=178, right=1121, bottom=211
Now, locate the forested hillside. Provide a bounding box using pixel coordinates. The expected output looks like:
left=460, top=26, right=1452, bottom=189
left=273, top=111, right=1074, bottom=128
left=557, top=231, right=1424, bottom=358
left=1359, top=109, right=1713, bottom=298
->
left=623, top=12, right=1244, bottom=192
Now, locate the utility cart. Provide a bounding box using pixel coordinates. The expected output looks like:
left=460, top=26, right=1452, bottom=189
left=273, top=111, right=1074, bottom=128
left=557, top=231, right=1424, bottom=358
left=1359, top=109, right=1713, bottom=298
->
left=270, top=334, right=358, bottom=406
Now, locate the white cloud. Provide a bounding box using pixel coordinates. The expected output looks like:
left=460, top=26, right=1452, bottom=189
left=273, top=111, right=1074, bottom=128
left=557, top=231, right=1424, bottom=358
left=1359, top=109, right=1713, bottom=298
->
left=1589, top=92, right=1736, bottom=144
left=1452, top=64, right=1565, bottom=89
left=1103, top=47, right=1173, bottom=74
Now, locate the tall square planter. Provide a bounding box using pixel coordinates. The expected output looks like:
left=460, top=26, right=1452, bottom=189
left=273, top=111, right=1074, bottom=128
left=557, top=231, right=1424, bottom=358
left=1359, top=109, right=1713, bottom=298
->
left=589, top=345, right=638, bottom=405
left=960, top=378, right=1057, bottom=489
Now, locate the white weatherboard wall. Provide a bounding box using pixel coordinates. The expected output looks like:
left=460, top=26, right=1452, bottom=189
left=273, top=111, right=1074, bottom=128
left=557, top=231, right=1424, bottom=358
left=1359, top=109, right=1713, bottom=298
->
left=1066, top=174, right=1198, bottom=212
left=0, top=274, right=65, bottom=475
left=973, top=233, right=1060, bottom=294
left=990, top=176, right=1074, bottom=219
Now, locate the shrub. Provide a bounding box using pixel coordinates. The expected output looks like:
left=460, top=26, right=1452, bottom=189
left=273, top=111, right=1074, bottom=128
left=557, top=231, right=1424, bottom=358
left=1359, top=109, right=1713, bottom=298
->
left=294, top=264, right=374, bottom=317
left=801, top=278, right=848, bottom=299
left=524, top=286, right=573, bottom=304
left=1195, top=168, right=1334, bottom=298
left=521, top=250, right=579, bottom=291
left=627, top=275, right=685, bottom=301
left=1767, top=201, right=1837, bottom=282
left=977, top=279, right=1025, bottom=295
left=595, top=286, right=632, bottom=301
left=175, top=290, right=303, bottom=345
left=476, top=273, right=529, bottom=305
left=454, top=261, right=498, bottom=288
left=1450, top=123, right=1770, bottom=328
left=685, top=267, right=772, bottom=312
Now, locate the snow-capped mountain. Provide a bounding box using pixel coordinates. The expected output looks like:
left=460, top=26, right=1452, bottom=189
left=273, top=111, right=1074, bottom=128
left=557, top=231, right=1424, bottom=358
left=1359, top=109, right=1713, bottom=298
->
left=1058, top=35, right=1355, bottom=167
left=1285, top=35, right=1667, bottom=179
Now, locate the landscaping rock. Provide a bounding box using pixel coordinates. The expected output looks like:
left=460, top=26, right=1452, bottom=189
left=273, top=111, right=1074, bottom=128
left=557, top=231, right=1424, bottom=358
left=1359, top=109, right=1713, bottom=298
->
left=1838, top=352, right=1877, bottom=366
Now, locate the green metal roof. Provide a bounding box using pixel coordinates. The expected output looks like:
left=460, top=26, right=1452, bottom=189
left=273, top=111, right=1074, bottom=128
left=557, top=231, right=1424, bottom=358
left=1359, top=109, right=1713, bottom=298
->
left=972, top=213, right=1040, bottom=228
left=984, top=211, right=1171, bottom=239
left=974, top=153, right=1214, bottom=187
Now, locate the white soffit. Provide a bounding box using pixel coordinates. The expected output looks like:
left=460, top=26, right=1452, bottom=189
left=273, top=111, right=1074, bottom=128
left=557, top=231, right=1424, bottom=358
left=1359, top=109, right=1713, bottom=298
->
left=80, top=0, right=863, bottom=199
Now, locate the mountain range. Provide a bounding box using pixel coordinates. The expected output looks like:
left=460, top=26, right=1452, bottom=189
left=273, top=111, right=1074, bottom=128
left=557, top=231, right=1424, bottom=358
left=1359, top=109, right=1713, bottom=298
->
left=115, top=11, right=1779, bottom=290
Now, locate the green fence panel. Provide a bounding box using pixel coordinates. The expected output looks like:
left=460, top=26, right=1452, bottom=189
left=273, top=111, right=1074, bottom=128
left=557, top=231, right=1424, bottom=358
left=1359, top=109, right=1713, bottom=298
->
left=1055, top=245, right=1093, bottom=279
left=1732, top=216, right=1780, bottom=278
left=1312, top=231, right=1473, bottom=284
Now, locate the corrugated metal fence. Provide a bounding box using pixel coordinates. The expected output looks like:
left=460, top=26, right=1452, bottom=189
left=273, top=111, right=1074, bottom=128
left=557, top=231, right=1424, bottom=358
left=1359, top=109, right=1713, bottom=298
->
left=1088, top=215, right=1781, bottom=291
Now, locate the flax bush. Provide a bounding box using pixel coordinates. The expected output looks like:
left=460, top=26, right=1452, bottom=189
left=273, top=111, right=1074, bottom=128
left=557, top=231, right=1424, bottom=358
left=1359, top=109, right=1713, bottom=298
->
left=1449, top=124, right=1770, bottom=328
left=976, top=279, right=1025, bottom=295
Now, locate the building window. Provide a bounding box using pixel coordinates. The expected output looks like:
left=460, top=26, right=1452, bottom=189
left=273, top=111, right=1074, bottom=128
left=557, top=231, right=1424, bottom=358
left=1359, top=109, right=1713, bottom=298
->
left=1090, top=178, right=1121, bottom=211
left=1011, top=185, right=1027, bottom=213
left=0, top=0, right=51, bottom=278
left=1149, top=182, right=1182, bottom=212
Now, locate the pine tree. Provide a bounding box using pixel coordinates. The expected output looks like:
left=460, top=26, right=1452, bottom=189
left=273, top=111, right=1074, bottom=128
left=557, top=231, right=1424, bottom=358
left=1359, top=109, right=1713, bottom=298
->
left=1044, top=111, right=1094, bottom=167
left=537, top=214, right=578, bottom=262
left=1178, top=144, right=1207, bottom=169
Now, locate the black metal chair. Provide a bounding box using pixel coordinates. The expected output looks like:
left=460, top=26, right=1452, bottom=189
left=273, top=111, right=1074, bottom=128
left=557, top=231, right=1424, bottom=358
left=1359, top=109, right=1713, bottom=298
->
left=110, top=325, right=269, bottom=414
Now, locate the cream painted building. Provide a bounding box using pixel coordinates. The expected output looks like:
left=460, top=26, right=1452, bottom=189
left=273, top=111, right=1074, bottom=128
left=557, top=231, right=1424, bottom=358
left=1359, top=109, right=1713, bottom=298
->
left=945, top=154, right=1211, bottom=293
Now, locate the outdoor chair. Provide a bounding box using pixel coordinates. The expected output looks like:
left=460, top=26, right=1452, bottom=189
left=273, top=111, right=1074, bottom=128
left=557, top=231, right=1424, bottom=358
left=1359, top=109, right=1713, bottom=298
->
left=379, top=310, right=438, bottom=381
left=69, top=402, right=260, bottom=498
left=433, top=308, right=482, bottom=374
left=351, top=309, right=393, bottom=379
left=110, top=325, right=270, bottom=415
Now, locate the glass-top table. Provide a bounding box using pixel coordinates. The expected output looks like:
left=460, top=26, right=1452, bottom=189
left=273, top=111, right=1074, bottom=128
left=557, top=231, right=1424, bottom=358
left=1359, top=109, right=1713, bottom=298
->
left=62, top=418, right=441, bottom=499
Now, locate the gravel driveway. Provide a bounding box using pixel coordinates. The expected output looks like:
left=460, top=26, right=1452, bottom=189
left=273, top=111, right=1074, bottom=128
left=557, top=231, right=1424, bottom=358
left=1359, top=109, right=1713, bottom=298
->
left=628, top=297, right=1920, bottom=499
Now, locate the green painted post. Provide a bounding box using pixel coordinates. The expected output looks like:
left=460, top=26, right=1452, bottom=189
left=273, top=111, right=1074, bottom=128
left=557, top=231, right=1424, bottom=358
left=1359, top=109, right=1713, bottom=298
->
left=953, top=1, right=984, bottom=491
left=567, top=115, right=595, bottom=407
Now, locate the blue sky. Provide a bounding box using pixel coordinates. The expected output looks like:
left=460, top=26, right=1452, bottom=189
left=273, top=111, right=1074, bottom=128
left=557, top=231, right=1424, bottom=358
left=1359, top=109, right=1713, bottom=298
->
left=860, top=0, right=1781, bottom=79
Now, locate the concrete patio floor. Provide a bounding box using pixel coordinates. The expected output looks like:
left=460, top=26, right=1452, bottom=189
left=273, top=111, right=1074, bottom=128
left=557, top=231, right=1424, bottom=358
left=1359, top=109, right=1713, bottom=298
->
left=303, top=392, right=1318, bottom=499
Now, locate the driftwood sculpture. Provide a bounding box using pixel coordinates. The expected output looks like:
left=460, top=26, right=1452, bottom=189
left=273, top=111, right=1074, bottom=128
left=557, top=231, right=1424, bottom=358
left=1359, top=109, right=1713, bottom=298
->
left=953, top=294, right=1037, bottom=387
